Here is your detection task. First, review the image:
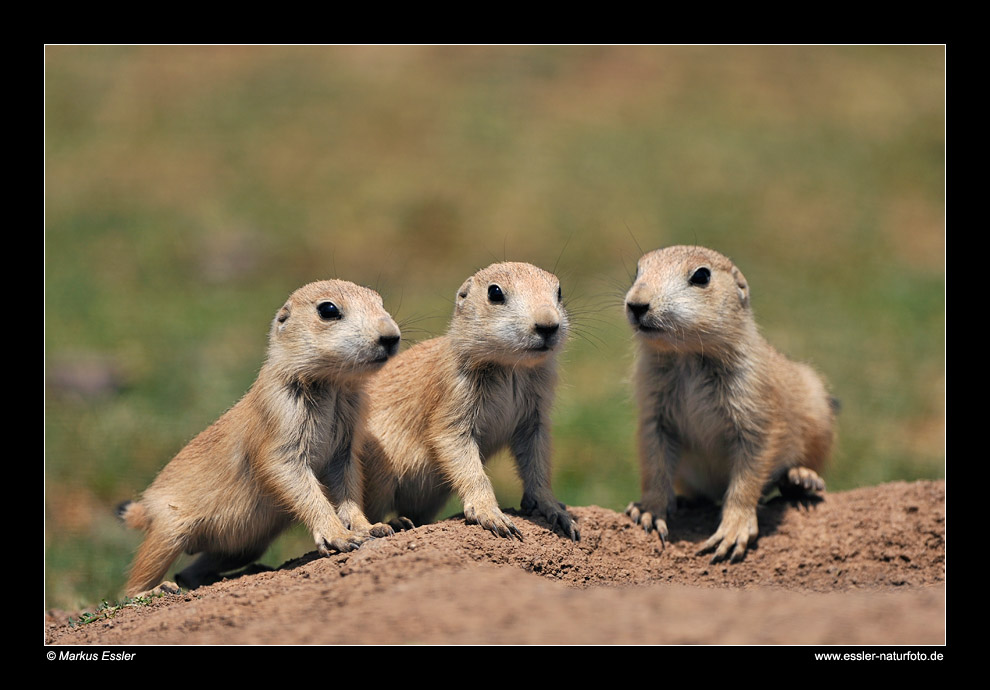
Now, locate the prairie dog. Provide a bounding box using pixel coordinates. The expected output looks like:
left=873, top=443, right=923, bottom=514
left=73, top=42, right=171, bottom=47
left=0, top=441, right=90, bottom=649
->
left=357, top=262, right=579, bottom=541
left=623, top=246, right=835, bottom=562
left=119, top=280, right=400, bottom=595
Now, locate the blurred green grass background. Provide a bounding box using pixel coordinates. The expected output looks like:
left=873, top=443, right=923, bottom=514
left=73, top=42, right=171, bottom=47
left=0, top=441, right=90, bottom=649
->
left=45, top=45, right=944, bottom=610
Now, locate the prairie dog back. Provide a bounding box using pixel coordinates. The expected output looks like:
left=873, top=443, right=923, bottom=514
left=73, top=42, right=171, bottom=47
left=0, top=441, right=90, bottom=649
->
left=624, top=246, right=834, bottom=562
left=358, top=261, right=579, bottom=541
left=120, top=280, right=399, bottom=595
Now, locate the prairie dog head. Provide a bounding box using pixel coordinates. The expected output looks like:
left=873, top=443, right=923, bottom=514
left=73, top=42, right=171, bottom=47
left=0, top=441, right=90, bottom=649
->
left=451, top=262, right=568, bottom=368
left=625, top=246, right=753, bottom=355
left=268, top=280, right=400, bottom=383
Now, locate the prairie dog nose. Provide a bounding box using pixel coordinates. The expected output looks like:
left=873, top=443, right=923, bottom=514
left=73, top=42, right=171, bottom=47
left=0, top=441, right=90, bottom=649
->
left=534, top=322, right=559, bottom=338
left=532, top=305, right=560, bottom=339
left=379, top=333, right=400, bottom=354
left=627, top=302, right=649, bottom=321
left=378, top=317, right=401, bottom=354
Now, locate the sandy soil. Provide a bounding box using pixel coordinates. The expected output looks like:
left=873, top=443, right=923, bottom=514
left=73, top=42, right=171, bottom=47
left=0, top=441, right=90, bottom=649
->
left=45, top=480, right=944, bottom=646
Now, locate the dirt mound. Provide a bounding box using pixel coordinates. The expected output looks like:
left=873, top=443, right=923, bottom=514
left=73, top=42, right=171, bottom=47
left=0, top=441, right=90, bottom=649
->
left=45, top=480, right=944, bottom=645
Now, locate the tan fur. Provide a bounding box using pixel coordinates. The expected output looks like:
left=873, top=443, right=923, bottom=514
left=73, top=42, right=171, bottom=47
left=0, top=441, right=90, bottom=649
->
left=358, top=262, right=579, bottom=541
left=120, top=280, right=400, bottom=595
left=623, top=246, right=835, bottom=562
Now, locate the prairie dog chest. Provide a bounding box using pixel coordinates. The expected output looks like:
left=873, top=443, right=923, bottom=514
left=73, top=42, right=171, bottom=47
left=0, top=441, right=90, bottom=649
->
left=653, top=356, right=738, bottom=457
left=650, top=356, right=753, bottom=497
left=273, top=381, right=361, bottom=470
left=462, top=366, right=539, bottom=457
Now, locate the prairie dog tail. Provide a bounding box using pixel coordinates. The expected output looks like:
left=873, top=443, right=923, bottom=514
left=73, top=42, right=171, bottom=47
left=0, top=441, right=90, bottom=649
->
left=117, top=500, right=150, bottom=531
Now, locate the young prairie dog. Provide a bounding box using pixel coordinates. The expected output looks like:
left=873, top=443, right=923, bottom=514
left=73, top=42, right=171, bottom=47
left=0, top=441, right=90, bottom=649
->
left=623, top=246, right=835, bottom=562
left=357, top=262, right=579, bottom=541
left=119, top=280, right=400, bottom=596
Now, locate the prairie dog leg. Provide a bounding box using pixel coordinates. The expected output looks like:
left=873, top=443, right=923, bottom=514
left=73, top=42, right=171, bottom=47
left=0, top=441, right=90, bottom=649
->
left=779, top=465, right=826, bottom=495
left=323, top=450, right=394, bottom=539
left=699, top=445, right=769, bottom=563
left=514, top=419, right=578, bottom=541
left=390, top=473, right=452, bottom=532
left=446, top=439, right=522, bottom=540
left=125, top=529, right=186, bottom=597
left=387, top=516, right=417, bottom=532
left=625, top=417, right=678, bottom=546
left=175, top=548, right=265, bottom=590
left=264, top=461, right=367, bottom=555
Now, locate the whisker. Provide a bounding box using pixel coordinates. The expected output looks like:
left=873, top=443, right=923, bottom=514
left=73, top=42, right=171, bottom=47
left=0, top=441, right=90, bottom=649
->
left=567, top=328, right=608, bottom=351
left=624, top=220, right=645, bottom=258
left=552, top=233, right=573, bottom=277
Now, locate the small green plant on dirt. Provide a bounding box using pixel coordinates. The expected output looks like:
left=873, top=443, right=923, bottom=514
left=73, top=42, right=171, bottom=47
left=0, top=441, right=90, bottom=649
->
left=66, top=593, right=168, bottom=627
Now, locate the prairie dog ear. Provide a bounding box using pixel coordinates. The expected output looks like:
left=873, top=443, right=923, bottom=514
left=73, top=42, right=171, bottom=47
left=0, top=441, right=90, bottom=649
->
left=455, top=276, right=474, bottom=314
left=275, top=302, right=291, bottom=334
left=731, top=266, right=749, bottom=309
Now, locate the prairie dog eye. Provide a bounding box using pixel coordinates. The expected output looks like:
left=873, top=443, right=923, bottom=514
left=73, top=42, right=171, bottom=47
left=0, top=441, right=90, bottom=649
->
left=487, top=284, right=505, bottom=303
left=689, top=267, right=711, bottom=287
left=557, top=285, right=562, bottom=302
left=317, top=302, right=342, bottom=320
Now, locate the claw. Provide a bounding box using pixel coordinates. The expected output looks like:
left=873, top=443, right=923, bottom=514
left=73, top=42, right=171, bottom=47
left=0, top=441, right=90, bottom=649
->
left=568, top=512, right=581, bottom=542
left=559, top=514, right=579, bottom=542
left=554, top=514, right=579, bottom=542
left=626, top=500, right=670, bottom=547
left=388, top=516, right=416, bottom=532
left=527, top=497, right=578, bottom=541
left=322, top=532, right=368, bottom=555
left=369, top=523, right=394, bottom=538
left=641, top=512, right=654, bottom=533
left=467, top=504, right=524, bottom=541
left=699, top=513, right=755, bottom=563
left=697, top=535, right=719, bottom=558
